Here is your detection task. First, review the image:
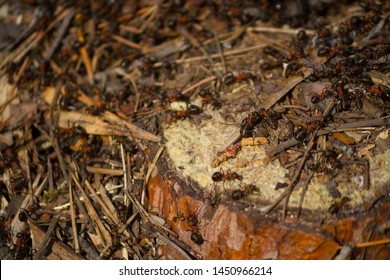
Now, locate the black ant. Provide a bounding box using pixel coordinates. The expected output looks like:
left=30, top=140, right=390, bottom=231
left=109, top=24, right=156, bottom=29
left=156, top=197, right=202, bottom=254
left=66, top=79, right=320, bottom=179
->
left=212, top=169, right=242, bottom=182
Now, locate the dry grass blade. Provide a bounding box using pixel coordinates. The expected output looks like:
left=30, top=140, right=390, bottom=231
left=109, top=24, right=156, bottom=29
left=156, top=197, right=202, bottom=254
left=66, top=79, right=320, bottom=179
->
left=263, top=70, right=313, bottom=109
left=56, top=110, right=161, bottom=142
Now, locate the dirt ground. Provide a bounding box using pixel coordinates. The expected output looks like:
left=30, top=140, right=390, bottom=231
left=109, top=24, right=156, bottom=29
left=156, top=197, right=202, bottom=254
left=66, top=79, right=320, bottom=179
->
left=0, top=0, right=390, bottom=260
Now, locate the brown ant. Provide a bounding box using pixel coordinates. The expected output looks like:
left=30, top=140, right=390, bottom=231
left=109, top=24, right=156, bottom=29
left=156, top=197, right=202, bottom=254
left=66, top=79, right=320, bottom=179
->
left=14, top=229, right=32, bottom=259
left=329, top=197, right=350, bottom=215
left=222, top=72, right=256, bottom=85
left=240, top=108, right=279, bottom=138
left=293, top=121, right=321, bottom=142
left=174, top=206, right=205, bottom=246
left=263, top=46, right=286, bottom=60
left=54, top=124, right=86, bottom=138
left=186, top=208, right=205, bottom=246
left=240, top=111, right=263, bottom=138
left=85, top=104, right=107, bottom=116
left=322, top=149, right=342, bottom=169
left=231, top=184, right=257, bottom=200
left=19, top=201, right=40, bottom=221
left=170, top=104, right=202, bottom=121
left=212, top=168, right=242, bottom=182
left=165, top=90, right=190, bottom=104
left=198, top=88, right=222, bottom=109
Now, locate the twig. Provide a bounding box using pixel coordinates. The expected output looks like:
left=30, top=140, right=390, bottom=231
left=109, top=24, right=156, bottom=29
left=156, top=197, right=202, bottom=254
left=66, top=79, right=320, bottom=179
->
left=44, top=8, right=75, bottom=62
left=53, top=183, right=123, bottom=211
left=72, top=173, right=112, bottom=248
left=144, top=146, right=165, bottom=192
left=153, top=43, right=268, bottom=67
left=178, top=27, right=223, bottom=78
left=247, top=26, right=315, bottom=36
left=68, top=176, right=80, bottom=254
left=296, top=171, right=314, bottom=218
left=241, top=137, right=269, bottom=146
left=103, top=110, right=161, bottom=142
left=213, top=30, right=228, bottom=74
left=111, top=34, right=143, bottom=50
left=127, top=74, right=141, bottom=113
left=12, top=7, right=70, bottom=64
left=182, top=75, right=217, bottom=94
left=123, top=188, right=177, bottom=237
left=76, top=26, right=94, bottom=84
left=154, top=232, right=193, bottom=260
left=86, top=165, right=124, bottom=176
left=354, top=238, right=390, bottom=248
left=33, top=214, right=61, bottom=260
left=84, top=180, right=119, bottom=225
left=0, top=57, right=30, bottom=114
left=120, top=143, right=128, bottom=206
left=266, top=116, right=390, bottom=157
left=265, top=138, right=300, bottom=157
left=262, top=101, right=334, bottom=218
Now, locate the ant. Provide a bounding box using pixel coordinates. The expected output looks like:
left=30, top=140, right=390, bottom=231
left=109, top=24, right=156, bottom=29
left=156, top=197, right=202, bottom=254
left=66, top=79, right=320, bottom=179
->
left=231, top=184, right=256, bottom=200
left=165, top=90, right=190, bottom=104
left=10, top=172, right=27, bottom=193
left=293, top=121, right=321, bottom=142
left=14, top=229, right=32, bottom=259
left=240, top=110, right=263, bottom=138
left=240, top=108, right=279, bottom=138
left=19, top=201, right=40, bottom=221
left=322, top=149, right=342, bottom=169
left=212, top=168, right=242, bottom=182
left=170, top=104, right=202, bottom=121
left=174, top=206, right=205, bottom=246
left=263, top=46, right=286, bottom=61
left=112, top=135, right=137, bottom=155
left=222, top=72, right=256, bottom=85
left=184, top=207, right=205, bottom=246
left=198, top=88, right=222, bottom=109
left=53, top=124, right=86, bottom=138
left=329, top=197, right=350, bottom=215
left=85, top=104, right=107, bottom=116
